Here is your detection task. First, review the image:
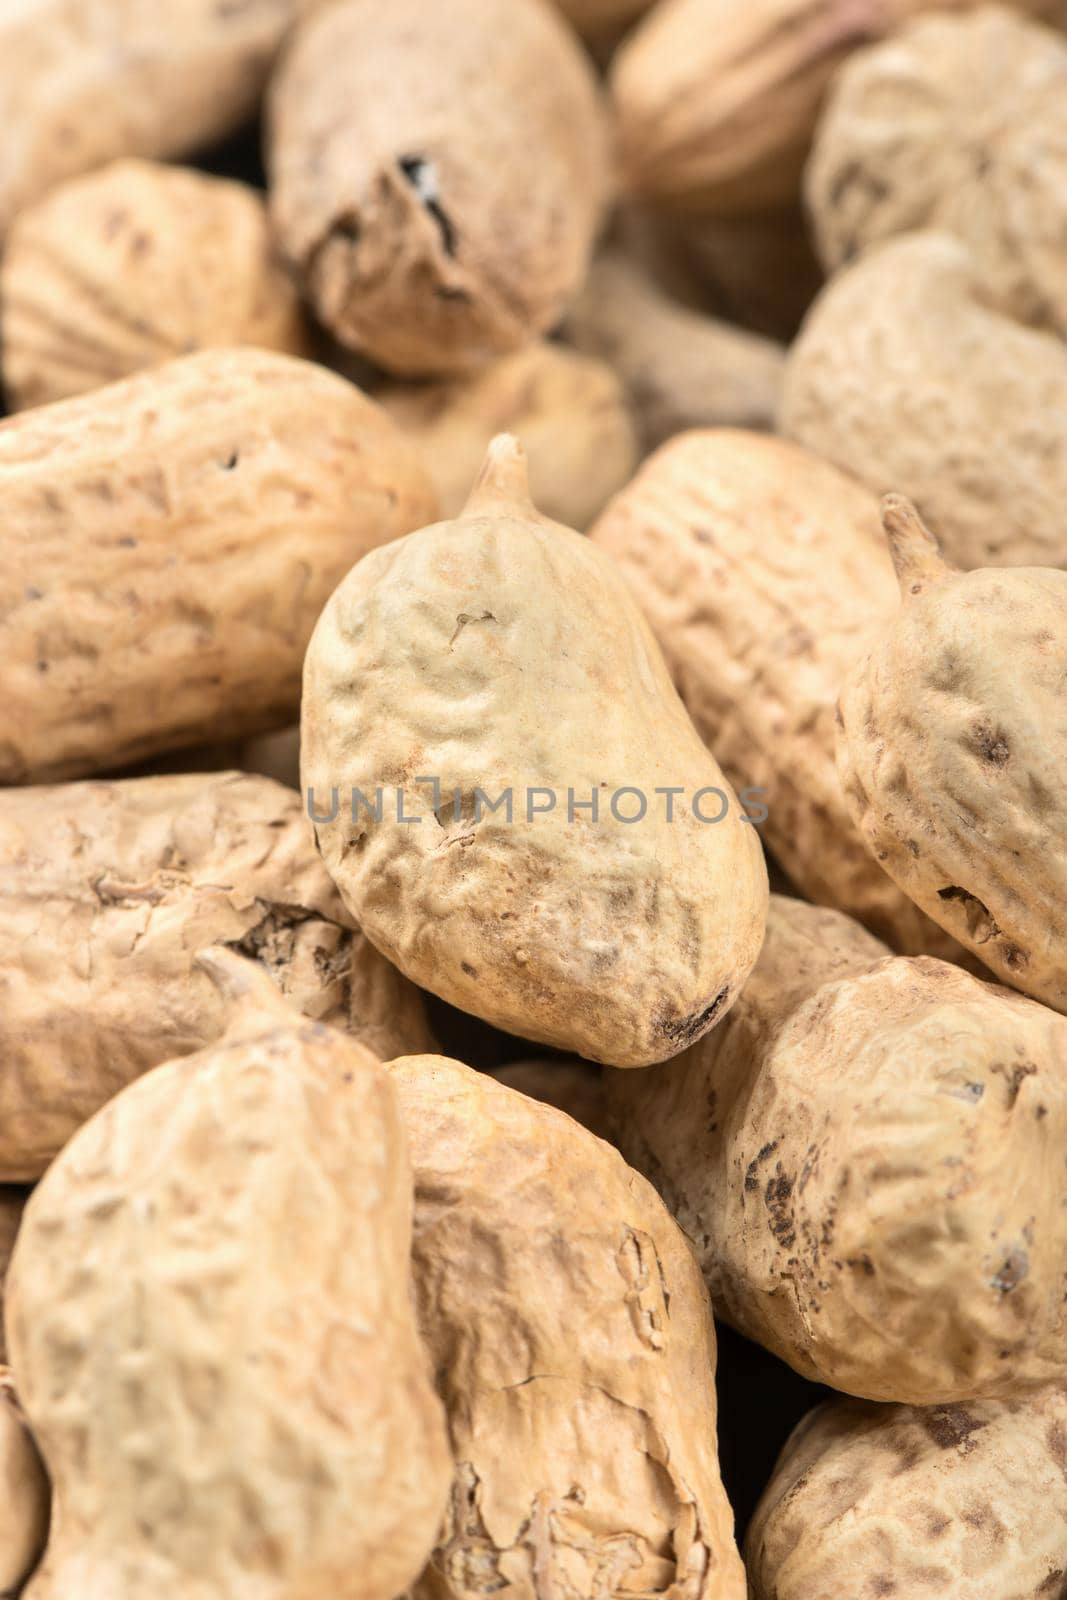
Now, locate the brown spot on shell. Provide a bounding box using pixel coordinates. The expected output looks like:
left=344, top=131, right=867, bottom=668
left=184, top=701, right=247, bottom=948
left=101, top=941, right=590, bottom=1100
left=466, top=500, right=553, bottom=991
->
left=921, top=1407, right=989, bottom=1454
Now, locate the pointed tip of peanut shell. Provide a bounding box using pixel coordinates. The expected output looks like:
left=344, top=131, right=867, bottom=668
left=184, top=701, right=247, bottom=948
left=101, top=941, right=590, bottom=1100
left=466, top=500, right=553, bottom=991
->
left=882, top=494, right=954, bottom=600
left=461, top=433, right=534, bottom=518
left=195, top=945, right=295, bottom=1036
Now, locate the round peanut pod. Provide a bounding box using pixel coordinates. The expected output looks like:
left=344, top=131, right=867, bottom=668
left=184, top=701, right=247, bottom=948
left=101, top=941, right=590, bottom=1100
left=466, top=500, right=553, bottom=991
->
left=747, top=1389, right=1067, bottom=1600
left=608, top=894, right=1067, bottom=1402
left=267, top=0, right=609, bottom=376
left=0, top=1369, right=49, bottom=1597
left=6, top=958, right=452, bottom=1600
left=561, top=251, right=786, bottom=449
left=589, top=429, right=970, bottom=961
left=0, top=1190, right=28, bottom=1364
left=302, top=435, right=768, bottom=1066
left=837, top=496, right=1067, bottom=1011
left=377, top=341, right=639, bottom=529
left=0, top=347, right=437, bottom=783
left=2, top=159, right=308, bottom=411
left=389, top=1053, right=745, bottom=1600
left=807, top=6, right=1067, bottom=338
left=0, top=0, right=306, bottom=239
left=780, top=231, right=1067, bottom=569
left=609, top=0, right=1067, bottom=218
left=0, top=771, right=434, bottom=1181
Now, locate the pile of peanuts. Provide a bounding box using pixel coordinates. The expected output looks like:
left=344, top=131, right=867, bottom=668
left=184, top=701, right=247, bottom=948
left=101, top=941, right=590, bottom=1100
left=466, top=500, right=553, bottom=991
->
left=2, top=2, right=1067, bottom=1597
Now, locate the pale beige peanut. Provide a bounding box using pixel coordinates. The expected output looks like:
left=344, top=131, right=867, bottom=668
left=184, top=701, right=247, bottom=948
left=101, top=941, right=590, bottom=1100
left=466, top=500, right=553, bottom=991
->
left=837, top=496, right=1067, bottom=1010
left=302, top=436, right=768, bottom=1066
left=747, top=1389, right=1067, bottom=1600
left=807, top=6, right=1067, bottom=338
left=2, top=160, right=307, bottom=411
left=0, top=347, right=437, bottom=783
left=0, top=771, right=433, bottom=1181
left=389, top=1053, right=745, bottom=1600
left=268, top=0, right=609, bottom=375
left=780, top=231, right=1067, bottom=569
left=7, top=960, right=452, bottom=1600
left=589, top=429, right=969, bottom=959
left=608, top=894, right=1067, bottom=1402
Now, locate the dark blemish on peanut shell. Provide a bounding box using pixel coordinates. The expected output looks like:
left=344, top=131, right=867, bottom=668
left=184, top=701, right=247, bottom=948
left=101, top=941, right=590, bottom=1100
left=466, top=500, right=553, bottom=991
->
left=460, top=961, right=477, bottom=977
left=1037, top=1567, right=1067, bottom=1594
left=871, top=1578, right=896, bottom=1597
left=744, top=1139, right=780, bottom=1195
left=658, top=984, right=730, bottom=1049
left=921, top=1406, right=989, bottom=1453
left=971, top=722, right=1010, bottom=765
left=764, top=1166, right=795, bottom=1248
left=1047, top=1422, right=1067, bottom=1476
left=991, top=1248, right=1023, bottom=1299
left=398, top=154, right=458, bottom=257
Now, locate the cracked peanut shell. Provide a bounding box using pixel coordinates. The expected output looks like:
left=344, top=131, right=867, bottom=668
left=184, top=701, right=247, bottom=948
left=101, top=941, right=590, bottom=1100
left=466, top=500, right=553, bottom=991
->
left=2, top=159, right=307, bottom=411
left=0, top=0, right=307, bottom=239
left=302, top=435, right=768, bottom=1066
left=837, top=496, right=1067, bottom=1011
left=589, top=429, right=967, bottom=960
left=807, top=6, right=1067, bottom=338
left=0, top=771, right=433, bottom=1181
left=607, top=894, right=1067, bottom=1402
left=780, top=230, right=1067, bottom=568
left=389, top=1052, right=745, bottom=1600
left=377, top=340, right=639, bottom=529
left=747, top=1388, right=1067, bottom=1600
left=0, top=346, right=437, bottom=783
left=268, top=0, right=609, bottom=376
left=6, top=960, right=452, bottom=1600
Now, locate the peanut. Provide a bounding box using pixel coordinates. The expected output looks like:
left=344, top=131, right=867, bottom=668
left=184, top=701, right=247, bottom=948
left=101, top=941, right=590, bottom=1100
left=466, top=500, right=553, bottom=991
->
left=389, top=1052, right=745, bottom=1599
left=268, top=0, right=609, bottom=375
left=0, top=771, right=433, bottom=1181
left=6, top=955, right=452, bottom=1600
left=2, top=159, right=307, bottom=411
left=302, top=436, right=768, bottom=1066
left=0, top=347, right=436, bottom=782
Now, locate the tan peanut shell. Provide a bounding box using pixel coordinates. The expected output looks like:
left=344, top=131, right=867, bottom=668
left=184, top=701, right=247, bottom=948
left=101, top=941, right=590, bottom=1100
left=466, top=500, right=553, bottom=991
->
left=780, top=230, right=1067, bottom=569
left=562, top=252, right=785, bottom=450
left=488, top=1059, right=612, bottom=1141
left=609, top=0, right=1067, bottom=217
left=0, top=1370, right=49, bottom=1598
left=377, top=341, right=639, bottom=529
left=6, top=961, right=452, bottom=1600
left=2, top=159, right=307, bottom=411
left=0, top=1190, right=28, bottom=1364
left=807, top=6, right=1067, bottom=338
left=837, top=497, right=1067, bottom=1012
left=747, top=1389, right=1067, bottom=1600
left=302, top=436, right=768, bottom=1066
left=589, top=429, right=967, bottom=959
left=268, top=0, right=609, bottom=376
left=389, top=1053, right=745, bottom=1600
left=0, top=0, right=306, bottom=239
left=608, top=893, right=1067, bottom=1402
left=0, top=347, right=436, bottom=783
left=0, top=771, right=433, bottom=1181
